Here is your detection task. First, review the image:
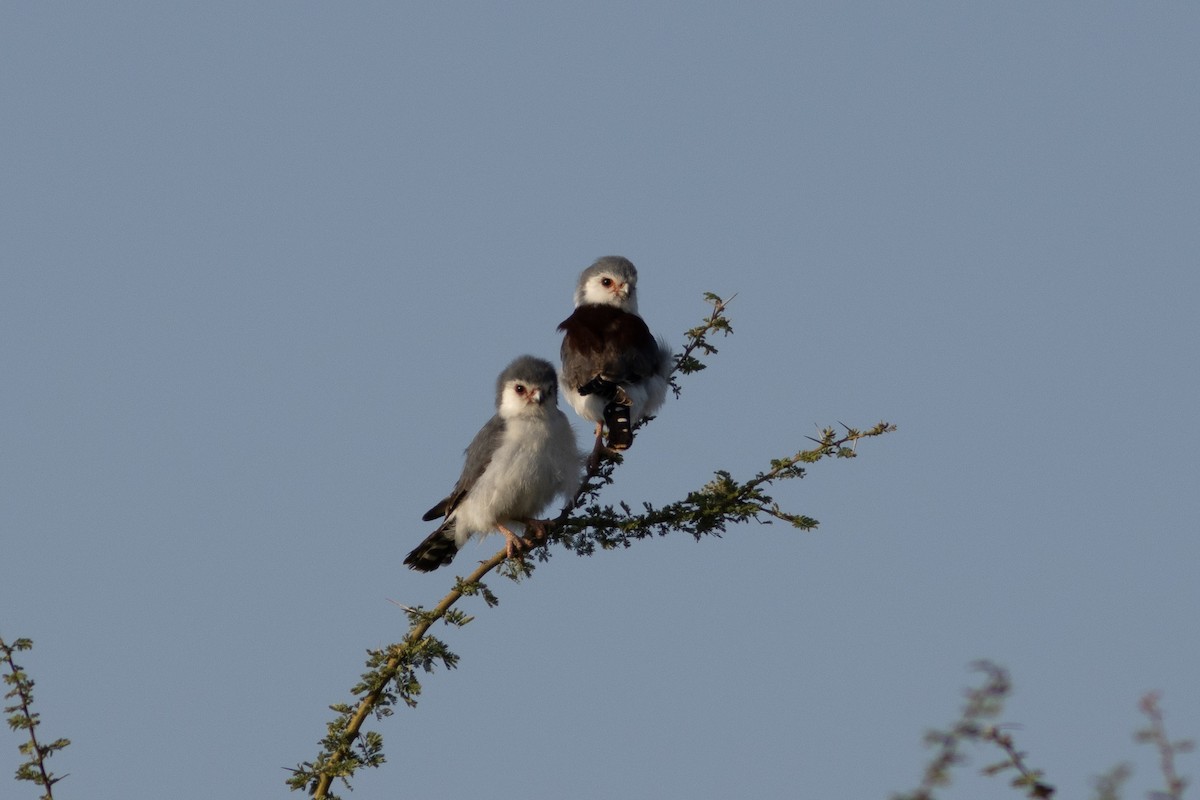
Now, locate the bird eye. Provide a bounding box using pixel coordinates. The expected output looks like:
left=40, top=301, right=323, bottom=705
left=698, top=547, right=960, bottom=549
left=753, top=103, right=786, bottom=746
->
left=600, top=277, right=614, bottom=287
left=513, top=384, right=526, bottom=395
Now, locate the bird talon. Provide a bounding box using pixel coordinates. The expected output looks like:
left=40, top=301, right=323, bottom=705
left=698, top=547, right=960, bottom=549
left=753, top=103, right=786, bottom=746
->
left=523, top=518, right=552, bottom=544
left=499, top=523, right=528, bottom=562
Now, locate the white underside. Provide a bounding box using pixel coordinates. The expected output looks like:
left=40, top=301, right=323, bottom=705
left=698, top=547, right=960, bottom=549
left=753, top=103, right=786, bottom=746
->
left=562, top=336, right=672, bottom=427
left=562, top=372, right=669, bottom=426
left=448, top=412, right=580, bottom=548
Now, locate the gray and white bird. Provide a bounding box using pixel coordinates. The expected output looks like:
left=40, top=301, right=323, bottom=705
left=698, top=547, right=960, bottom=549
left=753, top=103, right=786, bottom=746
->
left=404, top=355, right=580, bottom=573
left=557, top=256, right=672, bottom=452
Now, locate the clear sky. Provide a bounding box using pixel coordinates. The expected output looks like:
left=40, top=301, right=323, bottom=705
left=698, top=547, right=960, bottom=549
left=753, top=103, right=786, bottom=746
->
left=3, top=4, right=1198, bottom=799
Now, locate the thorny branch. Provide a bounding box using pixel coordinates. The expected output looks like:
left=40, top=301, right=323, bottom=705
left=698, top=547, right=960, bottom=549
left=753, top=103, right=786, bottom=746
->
left=2, top=636, right=70, bottom=800
left=289, top=292, right=893, bottom=797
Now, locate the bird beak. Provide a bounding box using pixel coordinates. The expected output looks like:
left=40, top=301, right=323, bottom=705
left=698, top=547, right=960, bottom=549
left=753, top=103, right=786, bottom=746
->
left=612, top=282, right=628, bottom=299
left=529, top=388, right=544, bottom=405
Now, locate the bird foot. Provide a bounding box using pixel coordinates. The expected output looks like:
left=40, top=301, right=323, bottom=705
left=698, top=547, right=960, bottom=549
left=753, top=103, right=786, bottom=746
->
left=521, top=518, right=551, bottom=543
left=498, top=523, right=527, bottom=562
left=586, top=425, right=606, bottom=470
left=586, top=434, right=625, bottom=471
left=498, top=520, right=554, bottom=565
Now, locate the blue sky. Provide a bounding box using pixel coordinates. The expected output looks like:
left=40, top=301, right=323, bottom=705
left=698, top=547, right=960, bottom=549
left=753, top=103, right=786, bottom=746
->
left=2, top=4, right=1198, bottom=798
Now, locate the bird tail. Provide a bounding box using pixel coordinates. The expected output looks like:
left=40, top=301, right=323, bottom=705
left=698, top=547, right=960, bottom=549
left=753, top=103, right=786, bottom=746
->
left=404, top=522, right=459, bottom=572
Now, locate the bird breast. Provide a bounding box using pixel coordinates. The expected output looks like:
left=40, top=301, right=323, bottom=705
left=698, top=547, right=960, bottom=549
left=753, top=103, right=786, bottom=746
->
left=449, top=414, right=576, bottom=539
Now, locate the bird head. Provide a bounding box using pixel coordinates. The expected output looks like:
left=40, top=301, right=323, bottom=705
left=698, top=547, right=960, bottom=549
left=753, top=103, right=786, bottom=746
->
left=495, top=356, right=560, bottom=417
left=574, top=256, right=639, bottom=314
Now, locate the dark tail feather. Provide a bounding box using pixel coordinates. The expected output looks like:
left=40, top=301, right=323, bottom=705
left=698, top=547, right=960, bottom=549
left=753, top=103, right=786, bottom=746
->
left=603, top=400, right=633, bottom=450
left=404, top=525, right=458, bottom=572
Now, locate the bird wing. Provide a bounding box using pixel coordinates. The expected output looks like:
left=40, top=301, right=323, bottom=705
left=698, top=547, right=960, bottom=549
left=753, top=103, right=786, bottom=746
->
left=558, top=305, right=663, bottom=391
left=421, top=414, right=507, bottom=521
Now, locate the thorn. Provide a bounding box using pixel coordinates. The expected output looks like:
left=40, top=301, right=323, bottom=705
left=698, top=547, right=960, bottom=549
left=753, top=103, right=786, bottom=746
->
left=386, top=599, right=421, bottom=614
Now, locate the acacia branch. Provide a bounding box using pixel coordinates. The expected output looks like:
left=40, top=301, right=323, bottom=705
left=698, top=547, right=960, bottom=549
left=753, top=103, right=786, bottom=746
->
left=2, top=636, right=70, bottom=800
left=290, top=296, right=735, bottom=797
left=290, top=292, right=893, bottom=797
left=301, top=553, right=506, bottom=798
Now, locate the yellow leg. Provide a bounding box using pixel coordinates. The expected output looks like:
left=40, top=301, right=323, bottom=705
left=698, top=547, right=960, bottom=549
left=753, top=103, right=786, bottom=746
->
left=587, top=422, right=605, bottom=470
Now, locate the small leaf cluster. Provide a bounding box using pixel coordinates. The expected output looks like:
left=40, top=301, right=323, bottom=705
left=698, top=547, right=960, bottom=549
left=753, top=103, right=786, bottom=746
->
left=669, top=291, right=734, bottom=394
left=287, top=628, right=463, bottom=798
left=2, top=636, right=70, bottom=800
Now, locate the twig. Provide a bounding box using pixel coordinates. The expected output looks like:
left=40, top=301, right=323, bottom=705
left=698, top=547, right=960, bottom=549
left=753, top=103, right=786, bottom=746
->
left=1137, top=691, right=1193, bottom=800
left=2, top=636, right=70, bottom=800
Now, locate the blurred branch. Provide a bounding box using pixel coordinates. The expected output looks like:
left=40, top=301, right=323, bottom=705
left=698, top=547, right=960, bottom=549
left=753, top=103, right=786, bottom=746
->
left=1136, top=691, right=1193, bottom=800
left=894, top=661, right=1053, bottom=800
left=1092, top=764, right=1132, bottom=800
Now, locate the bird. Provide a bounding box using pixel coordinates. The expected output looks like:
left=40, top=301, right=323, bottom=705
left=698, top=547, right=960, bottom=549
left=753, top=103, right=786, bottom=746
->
left=404, top=355, right=581, bottom=573
left=557, top=256, right=672, bottom=454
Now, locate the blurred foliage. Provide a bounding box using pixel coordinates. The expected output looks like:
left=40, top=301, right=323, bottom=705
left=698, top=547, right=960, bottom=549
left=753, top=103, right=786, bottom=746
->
left=894, top=664, right=1195, bottom=800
